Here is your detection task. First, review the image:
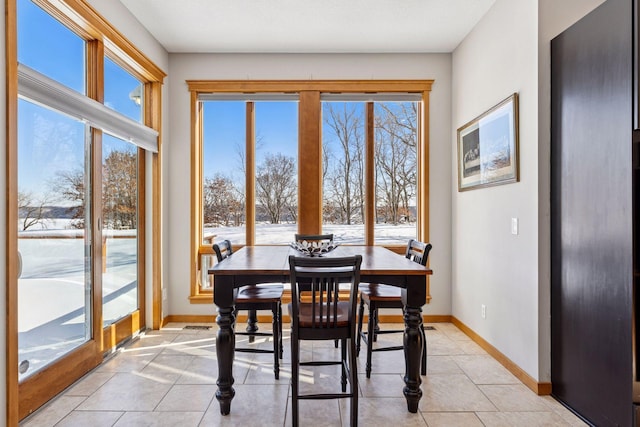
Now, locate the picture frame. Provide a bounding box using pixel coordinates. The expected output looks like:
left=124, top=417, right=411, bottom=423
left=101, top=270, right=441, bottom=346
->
left=457, top=93, right=519, bottom=191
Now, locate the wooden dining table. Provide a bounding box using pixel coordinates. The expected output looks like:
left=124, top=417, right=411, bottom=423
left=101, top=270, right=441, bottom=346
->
left=209, top=244, right=433, bottom=415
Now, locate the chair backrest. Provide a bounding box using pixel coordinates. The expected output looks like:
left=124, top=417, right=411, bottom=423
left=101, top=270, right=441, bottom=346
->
left=213, top=239, right=233, bottom=262
left=289, top=255, right=361, bottom=330
left=405, top=239, right=432, bottom=266
left=294, top=233, right=334, bottom=244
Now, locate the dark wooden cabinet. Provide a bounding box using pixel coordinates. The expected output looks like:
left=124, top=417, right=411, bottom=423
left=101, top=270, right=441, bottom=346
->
left=551, top=0, right=635, bottom=425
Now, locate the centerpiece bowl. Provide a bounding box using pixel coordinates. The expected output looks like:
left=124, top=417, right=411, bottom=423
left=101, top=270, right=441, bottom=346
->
left=290, top=240, right=340, bottom=257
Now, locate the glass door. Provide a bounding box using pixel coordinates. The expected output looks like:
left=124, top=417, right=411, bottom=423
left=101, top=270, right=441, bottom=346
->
left=17, top=99, right=94, bottom=381
left=102, top=135, right=139, bottom=327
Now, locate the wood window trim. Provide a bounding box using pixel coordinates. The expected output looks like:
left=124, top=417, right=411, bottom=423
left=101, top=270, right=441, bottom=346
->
left=188, top=80, right=432, bottom=303
left=6, top=0, right=19, bottom=422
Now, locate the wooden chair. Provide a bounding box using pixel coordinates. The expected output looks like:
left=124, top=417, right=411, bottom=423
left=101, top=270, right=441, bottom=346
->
left=289, top=255, right=362, bottom=427
left=212, top=239, right=283, bottom=379
left=294, top=233, right=334, bottom=244
left=356, top=239, right=432, bottom=378
left=294, top=233, right=338, bottom=347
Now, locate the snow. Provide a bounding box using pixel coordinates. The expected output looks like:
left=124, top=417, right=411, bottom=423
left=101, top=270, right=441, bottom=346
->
left=205, top=222, right=417, bottom=245
left=17, top=219, right=416, bottom=379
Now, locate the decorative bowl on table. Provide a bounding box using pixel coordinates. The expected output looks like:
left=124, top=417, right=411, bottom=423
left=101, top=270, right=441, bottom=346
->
left=290, top=240, right=340, bottom=257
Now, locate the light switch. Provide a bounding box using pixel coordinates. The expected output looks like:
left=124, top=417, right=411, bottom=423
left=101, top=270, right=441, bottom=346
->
left=511, top=217, right=519, bottom=235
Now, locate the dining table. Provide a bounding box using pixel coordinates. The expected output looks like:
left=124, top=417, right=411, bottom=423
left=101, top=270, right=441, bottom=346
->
left=209, top=244, right=433, bottom=415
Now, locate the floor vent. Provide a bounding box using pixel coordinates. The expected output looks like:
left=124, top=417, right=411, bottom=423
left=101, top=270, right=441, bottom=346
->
left=183, top=325, right=212, bottom=330
left=424, top=326, right=436, bottom=330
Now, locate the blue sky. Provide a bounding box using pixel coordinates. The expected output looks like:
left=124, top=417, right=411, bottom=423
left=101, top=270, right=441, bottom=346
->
left=17, top=0, right=416, bottom=204
left=18, top=0, right=142, bottom=195
left=203, top=101, right=299, bottom=179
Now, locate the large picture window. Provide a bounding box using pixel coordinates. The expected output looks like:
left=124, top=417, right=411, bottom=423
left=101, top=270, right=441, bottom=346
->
left=202, top=101, right=247, bottom=245
left=189, top=81, right=432, bottom=299
left=373, top=102, right=419, bottom=245
left=322, top=101, right=366, bottom=243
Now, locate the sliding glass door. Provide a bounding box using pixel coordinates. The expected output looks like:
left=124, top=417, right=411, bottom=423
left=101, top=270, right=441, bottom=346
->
left=102, top=135, right=139, bottom=327
left=17, top=99, right=93, bottom=381
left=12, top=0, right=160, bottom=419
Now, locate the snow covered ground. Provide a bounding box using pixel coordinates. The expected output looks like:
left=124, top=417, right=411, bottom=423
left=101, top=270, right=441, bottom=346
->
left=205, top=222, right=417, bottom=245
left=17, top=220, right=416, bottom=379
left=18, top=230, right=137, bottom=380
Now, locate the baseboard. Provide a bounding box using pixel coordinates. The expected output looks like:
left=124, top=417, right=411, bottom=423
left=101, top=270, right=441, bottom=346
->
left=451, top=316, right=552, bottom=396
left=161, top=313, right=552, bottom=395
left=162, top=314, right=216, bottom=326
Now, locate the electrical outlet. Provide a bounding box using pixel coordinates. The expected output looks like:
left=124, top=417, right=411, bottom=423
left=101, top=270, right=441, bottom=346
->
left=162, top=288, right=167, bottom=300
left=481, top=304, right=486, bottom=319
left=511, top=217, right=519, bottom=235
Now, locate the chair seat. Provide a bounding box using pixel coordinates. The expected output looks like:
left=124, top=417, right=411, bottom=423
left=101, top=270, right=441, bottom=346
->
left=288, top=301, right=351, bottom=327
left=359, top=283, right=402, bottom=302
left=237, top=284, right=284, bottom=303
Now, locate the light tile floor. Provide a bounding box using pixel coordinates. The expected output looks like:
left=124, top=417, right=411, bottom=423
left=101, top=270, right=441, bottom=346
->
left=20, top=322, right=588, bottom=426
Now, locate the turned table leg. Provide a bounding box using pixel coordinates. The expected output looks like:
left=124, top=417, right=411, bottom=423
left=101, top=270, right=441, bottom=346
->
left=215, top=306, right=236, bottom=415
left=403, top=305, right=423, bottom=413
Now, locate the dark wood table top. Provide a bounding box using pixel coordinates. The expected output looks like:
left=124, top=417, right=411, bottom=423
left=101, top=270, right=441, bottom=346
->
left=210, top=245, right=433, bottom=277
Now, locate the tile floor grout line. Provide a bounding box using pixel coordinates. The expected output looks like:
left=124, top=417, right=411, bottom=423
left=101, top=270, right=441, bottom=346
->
left=19, top=323, right=587, bottom=427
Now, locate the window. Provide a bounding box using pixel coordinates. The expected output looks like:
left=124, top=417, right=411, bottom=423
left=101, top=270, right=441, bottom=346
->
left=321, top=100, right=419, bottom=245
left=102, top=134, right=139, bottom=327
left=104, top=56, right=143, bottom=122
left=373, top=102, right=418, bottom=245
left=17, top=98, right=91, bottom=379
left=17, top=0, right=94, bottom=383
left=189, top=81, right=432, bottom=300
left=254, top=101, right=298, bottom=244
left=17, top=0, right=85, bottom=93
left=322, top=101, right=366, bottom=243
left=202, top=101, right=246, bottom=246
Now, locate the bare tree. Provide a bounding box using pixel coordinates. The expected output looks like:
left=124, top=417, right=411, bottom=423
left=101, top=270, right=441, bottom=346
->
left=203, top=173, right=244, bottom=226
left=255, top=153, right=296, bottom=224
left=103, top=149, right=137, bottom=229
left=51, top=149, right=140, bottom=230
left=322, top=103, right=365, bottom=225
left=53, top=168, right=86, bottom=228
left=18, top=190, right=51, bottom=230
left=374, top=103, right=417, bottom=224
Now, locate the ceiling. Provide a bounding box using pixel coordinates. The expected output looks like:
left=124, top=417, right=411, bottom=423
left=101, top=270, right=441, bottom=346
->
left=120, top=0, right=497, bottom=54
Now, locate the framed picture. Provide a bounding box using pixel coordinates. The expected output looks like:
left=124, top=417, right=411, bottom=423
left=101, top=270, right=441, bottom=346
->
left=457, top=93, right=519, bottom=191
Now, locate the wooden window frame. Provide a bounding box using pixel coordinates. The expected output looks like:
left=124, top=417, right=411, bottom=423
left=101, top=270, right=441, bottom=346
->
left=188, top=80, right=432, bottom=303
left=6, top=0, right=165, bottom=422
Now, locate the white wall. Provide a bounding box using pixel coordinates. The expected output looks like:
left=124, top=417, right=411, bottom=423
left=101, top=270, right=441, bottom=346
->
left=166, top=53, right=453, bottom=317
left=87, top=0, right=169, bottom=72
left=452, top=0, right=541, bottom=380
left=452, top=0, right=607, bottom=383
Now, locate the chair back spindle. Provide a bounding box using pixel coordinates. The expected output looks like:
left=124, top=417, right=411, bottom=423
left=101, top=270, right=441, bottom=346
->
left=213, top=239, right=233, bottom=262
left=294, top=233, right=334, bottom=245
left=405, top=239, right=432, bottom=266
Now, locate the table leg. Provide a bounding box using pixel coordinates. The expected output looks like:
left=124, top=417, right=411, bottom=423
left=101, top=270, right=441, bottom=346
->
left=403, top=305, right=423, bottom=413
left=246, top=309, right=258, bottom=342
left=215, top=306, right=236, bottom=415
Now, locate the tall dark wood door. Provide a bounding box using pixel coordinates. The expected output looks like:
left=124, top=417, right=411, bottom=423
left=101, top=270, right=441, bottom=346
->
left=551, top=0, right=634, bottom=425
